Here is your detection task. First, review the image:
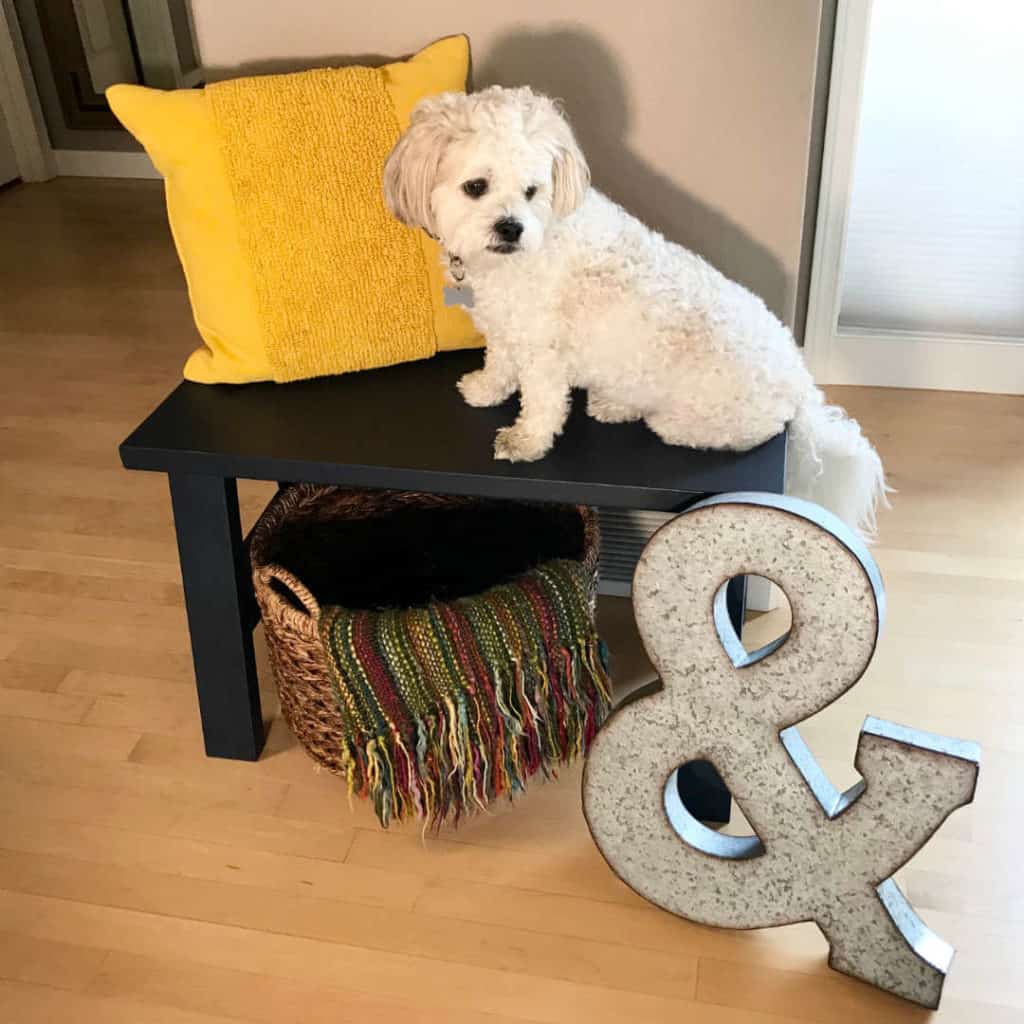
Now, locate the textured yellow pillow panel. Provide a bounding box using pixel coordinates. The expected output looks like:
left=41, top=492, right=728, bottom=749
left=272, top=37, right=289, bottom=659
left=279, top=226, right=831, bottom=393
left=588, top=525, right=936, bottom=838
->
left=108, top=36, right=479, bottom=384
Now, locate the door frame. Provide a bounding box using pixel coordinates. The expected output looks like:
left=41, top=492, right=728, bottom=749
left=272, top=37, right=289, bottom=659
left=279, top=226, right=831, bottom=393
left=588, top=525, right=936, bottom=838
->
left=803, top=0, right=1024, bottom=395
left=0, top=0, right=55, bottom=180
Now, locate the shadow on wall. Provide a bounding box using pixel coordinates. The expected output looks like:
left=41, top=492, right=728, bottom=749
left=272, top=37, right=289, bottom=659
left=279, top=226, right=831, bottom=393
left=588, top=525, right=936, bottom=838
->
left=202, top=26, right=788, bottom=323
left=476, top=26, right=789, bottom=322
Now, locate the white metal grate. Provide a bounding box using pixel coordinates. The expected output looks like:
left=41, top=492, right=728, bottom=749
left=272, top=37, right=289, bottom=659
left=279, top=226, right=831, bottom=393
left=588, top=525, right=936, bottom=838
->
left=596, top=508, right=675, bottom=596
left=596, top=507, right=778, bottom=613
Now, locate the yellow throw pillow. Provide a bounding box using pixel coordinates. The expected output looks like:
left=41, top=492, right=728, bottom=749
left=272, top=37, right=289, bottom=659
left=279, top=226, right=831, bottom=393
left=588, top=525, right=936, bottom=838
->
left=108, top=36, right=480, bottom=384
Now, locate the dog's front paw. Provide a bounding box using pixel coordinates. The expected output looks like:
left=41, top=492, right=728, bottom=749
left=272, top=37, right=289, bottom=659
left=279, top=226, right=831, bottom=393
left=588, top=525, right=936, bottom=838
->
left=493, top=426, right=550, bottom=463
left=458, top=370, right=511, bottom=408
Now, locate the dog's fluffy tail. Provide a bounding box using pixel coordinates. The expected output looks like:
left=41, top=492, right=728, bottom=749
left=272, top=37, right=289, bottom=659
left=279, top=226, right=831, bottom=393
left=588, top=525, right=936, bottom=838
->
left=787, top=390, right=890, bottom=542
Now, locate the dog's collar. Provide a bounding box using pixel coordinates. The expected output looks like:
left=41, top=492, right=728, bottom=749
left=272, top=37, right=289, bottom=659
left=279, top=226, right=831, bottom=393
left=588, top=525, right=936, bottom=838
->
left=423, top=230, right=466, bottom=283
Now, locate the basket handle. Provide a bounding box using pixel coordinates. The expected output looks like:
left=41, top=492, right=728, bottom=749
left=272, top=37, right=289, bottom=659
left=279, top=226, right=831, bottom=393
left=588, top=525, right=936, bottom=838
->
left=259, top=565, right=321, bottom=622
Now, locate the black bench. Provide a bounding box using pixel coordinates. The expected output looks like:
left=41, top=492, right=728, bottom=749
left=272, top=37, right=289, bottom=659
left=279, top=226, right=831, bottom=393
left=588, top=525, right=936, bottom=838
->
left=121, top=349, right=787, bottom=816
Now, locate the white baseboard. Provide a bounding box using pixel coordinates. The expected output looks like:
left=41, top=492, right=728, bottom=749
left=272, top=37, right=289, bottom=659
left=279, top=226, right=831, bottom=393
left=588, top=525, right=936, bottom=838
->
left=827, top=328, right=1024, bottom=395
left=54, top=149, right=159, bottom=179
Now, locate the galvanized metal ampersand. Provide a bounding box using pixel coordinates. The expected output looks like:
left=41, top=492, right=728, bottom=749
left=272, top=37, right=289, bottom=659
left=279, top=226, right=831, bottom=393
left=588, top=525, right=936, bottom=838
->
left=582, top=493, right=980, bottom=1009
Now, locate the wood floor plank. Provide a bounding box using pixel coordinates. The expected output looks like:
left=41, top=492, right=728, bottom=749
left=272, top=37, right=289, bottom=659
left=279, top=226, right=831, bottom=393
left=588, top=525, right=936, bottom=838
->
left=0, top=464, right=173, bottom=507
left=0, top=525, right=178, bottom=568
left=0, top=931, right=110, bottom=993
left=167, top=806, right=354, bottom=862
left=414, top=877, right=837, bottom=970
left=0, top=890, right=705, bottom=1024
left=0, top=813, right=422, bottom=911
left=30, top=610, right=188, bottom=674
left=9, top=635, right=193, bottom=682
left=0, top=748, right=290, bottom=817
left=346, top=827, right=639, bottom=907
left=0, top=565, right=183, bottom=608
left=83, top=690, right=201, bottom=739
left=0, top=544, right=179, bottom=585
left=0, top=847, right=698, bottom=1002
left=89, top=950, right=535, bottom=1024
left=0, top=657, right=69, bottom=692
left=0, top=686, right=94, bottom=724
left=60, top=668, right=195, bottom=699
left=0, top=715, right=139, bottom=762
left=698, top=957, right=949, bottom=1023
left=0, top=773, right=187, bottom=833
left=0, top=978, right=259, bottom=1024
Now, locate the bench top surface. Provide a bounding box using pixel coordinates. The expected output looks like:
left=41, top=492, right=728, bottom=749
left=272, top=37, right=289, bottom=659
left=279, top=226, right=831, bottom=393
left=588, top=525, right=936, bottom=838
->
left=121, top=350, right=787, bottom=510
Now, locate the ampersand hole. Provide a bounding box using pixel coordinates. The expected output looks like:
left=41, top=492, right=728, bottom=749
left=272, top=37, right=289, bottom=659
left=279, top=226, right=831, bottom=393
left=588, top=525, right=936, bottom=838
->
left=665, top=762, right=764, bottom=860
left=714, top=575, right=792, bottom=669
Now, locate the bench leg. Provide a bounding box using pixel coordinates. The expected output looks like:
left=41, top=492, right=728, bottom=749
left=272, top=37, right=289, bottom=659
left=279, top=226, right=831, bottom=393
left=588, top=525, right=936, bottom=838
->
left=725, top=574, right=748, bottom=640
left=676, top=760, right=732, bottom=825
left=169, top=473, right=264, bottom=760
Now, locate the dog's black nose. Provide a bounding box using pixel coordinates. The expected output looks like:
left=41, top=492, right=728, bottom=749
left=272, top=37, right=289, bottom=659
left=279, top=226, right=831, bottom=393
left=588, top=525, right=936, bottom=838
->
left=494, top=217, right=524, bottom=243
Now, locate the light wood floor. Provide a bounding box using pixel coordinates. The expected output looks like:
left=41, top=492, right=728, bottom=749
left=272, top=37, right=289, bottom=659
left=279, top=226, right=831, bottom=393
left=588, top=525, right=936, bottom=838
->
left=1, top=177, right=1022, bottom=1023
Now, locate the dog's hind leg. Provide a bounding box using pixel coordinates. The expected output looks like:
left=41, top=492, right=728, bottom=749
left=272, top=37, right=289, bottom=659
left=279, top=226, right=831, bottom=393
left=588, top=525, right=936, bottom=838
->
left=646, top=409, right=781, bottom=451
left=587, top=389, right=641, bottom=424
left=493, top=362, right=571, bottom=463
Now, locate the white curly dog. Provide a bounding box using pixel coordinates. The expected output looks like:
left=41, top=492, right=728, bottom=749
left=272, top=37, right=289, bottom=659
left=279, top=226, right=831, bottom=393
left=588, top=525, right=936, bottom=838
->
left=384, top=86, right=887, bottom=539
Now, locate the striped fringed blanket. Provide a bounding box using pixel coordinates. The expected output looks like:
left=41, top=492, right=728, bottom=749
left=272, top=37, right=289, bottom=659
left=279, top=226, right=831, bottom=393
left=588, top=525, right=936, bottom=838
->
left=319, top=558, right=612, bottom=828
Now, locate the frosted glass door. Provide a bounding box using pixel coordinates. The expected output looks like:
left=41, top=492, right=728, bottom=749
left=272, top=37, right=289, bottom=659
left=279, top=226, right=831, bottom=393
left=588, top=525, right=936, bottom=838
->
left=840, top=1, right=1024, bottom=340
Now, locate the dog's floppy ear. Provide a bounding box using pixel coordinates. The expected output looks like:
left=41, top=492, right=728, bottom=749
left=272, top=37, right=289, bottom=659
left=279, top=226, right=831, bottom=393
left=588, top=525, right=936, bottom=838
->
left=383, top=99, right=450, bottom=234
left=548, top=108, right=590, bottom=218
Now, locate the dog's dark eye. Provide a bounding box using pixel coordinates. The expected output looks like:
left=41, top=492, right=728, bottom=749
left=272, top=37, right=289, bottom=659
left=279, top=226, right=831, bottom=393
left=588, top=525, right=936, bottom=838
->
left=462, top=178, right=488, bottom=199
left=524, top=185, right=538, bottom=201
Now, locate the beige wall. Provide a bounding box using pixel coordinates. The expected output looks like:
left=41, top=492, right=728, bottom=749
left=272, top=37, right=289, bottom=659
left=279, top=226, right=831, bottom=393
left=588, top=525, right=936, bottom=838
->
left=190, top=0, right=828, bottom=331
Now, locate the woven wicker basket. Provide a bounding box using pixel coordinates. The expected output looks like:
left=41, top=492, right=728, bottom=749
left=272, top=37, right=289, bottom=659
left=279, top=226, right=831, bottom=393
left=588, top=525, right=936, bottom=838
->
left=249, top=484, right=602, bottom=786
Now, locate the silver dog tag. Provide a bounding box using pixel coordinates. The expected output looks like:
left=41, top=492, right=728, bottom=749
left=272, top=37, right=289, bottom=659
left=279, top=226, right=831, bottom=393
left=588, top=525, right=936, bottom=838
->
left=443, top=285, right=475, bottom=308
